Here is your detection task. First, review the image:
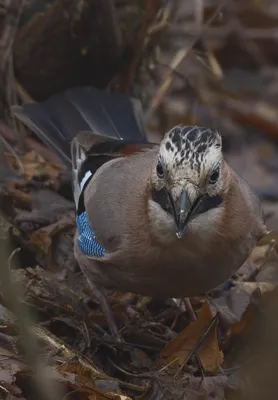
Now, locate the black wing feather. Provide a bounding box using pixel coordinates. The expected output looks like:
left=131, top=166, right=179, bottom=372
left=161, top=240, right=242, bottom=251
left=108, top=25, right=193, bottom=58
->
left=12, top=86, right=147, bottom=167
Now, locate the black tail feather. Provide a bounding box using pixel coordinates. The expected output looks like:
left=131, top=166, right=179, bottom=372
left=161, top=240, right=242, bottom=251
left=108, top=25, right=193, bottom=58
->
left=12, top=86, right=147, bottom=167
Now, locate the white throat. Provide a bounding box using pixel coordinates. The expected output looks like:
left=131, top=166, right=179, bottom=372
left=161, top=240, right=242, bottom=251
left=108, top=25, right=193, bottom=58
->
left=148, top=199, right=176, bottom=244
left=148, top=198, right=222, bottom=244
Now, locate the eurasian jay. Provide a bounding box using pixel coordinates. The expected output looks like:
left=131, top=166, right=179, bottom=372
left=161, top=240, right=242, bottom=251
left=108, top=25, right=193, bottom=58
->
left=12, top=86, right=267, bottom=337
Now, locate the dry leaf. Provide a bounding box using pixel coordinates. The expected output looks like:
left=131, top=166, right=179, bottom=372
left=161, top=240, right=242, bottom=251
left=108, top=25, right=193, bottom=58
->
left=12, top=151, right=63, bottom=180
left=0, top=347, right=25, bottom=396
left=159, top=302, right=223, bottom=372
left=5, top=183, right=32, bottom=210
left=227, top=302, right=253, bottom=340
left=28, top=230, right=52, bottom=254
left=226, top=286, right=278, bottom=345
left=28, top=213, right=75, bottom=258
left=57, top=360, right=132, bottom=399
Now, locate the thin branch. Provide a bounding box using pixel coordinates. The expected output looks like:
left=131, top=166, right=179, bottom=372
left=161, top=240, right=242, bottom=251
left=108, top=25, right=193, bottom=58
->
left=145, top=0, right=227, bottom=120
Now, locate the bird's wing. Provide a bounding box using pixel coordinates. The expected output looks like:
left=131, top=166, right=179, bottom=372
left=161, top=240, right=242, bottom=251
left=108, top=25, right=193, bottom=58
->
left=12, top=86, right=147, bottom=167
left=12, top=86, right=155, bottom=207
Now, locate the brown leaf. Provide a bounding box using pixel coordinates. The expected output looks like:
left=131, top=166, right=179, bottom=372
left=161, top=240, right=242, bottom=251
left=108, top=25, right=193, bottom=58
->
left=159, top=302, right=223, bottom=372
left=5, top=183, right=32, bottom=210
left=225, top=285, right=277, bottom=346
left=57, top=360, right=132, bottom=399
left=28, top=230, right=52, bottom=254
left=11, top=151, right=63, bottom=180
left=28, top=212, right=75, bottom=261
left=227, top=302, right=253, bottom=340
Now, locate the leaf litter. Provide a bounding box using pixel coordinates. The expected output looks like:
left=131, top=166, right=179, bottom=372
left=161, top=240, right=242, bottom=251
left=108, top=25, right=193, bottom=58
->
left=0, top=148, right=278, bottom=399
left=1, top=0, right=278, bottom=397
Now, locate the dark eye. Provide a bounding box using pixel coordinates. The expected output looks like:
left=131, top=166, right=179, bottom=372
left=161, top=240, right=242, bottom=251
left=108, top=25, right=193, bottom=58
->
left=209, top=167, right=220, bottom=184
left=156, top=161, right=164, bottom=179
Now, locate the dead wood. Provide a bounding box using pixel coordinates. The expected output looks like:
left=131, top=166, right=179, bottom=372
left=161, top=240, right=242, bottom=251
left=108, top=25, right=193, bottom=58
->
left=14, top=0, right=123, bottom=100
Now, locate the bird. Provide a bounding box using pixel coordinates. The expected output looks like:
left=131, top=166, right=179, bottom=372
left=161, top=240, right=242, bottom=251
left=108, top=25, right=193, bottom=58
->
left=12, top=86, right=267, bottom=337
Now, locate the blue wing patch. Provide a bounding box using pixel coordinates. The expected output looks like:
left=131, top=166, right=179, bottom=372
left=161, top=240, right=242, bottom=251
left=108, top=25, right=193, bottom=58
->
left=76, top=211, right=105, bottom=257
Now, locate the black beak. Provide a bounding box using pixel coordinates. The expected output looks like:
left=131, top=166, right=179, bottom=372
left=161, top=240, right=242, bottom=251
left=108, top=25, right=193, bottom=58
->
left=173, top=191, right=192, bottom=238
left=169, top=191, right=223, bottom=239
left=151, top=187, right=222, bottom=240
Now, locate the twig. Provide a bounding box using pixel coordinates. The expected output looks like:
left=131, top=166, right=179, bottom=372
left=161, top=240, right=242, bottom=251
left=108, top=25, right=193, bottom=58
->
left=15, top=79, right=35, bottom=104
left=145, top=0, right=227, bottom=120
left=159, top=357, right=180, bottom=373
left=0, top=0, right=24, bottom=73
left=120, top=0, right=160, bottom=92
left=61, top=389, right=79, bottom=400
left=174, top=314, right=218, bottom=378
left=147, top=0, right=180, bottom=35
left=0, top=133, right=24, bottom=175
left=108, top=356, right=154, bottom=379
left=0, top=0, right=25, bottom=147
left=170, top=25, right=278, bottom=41
left=8, top=247, right=20, bottom=270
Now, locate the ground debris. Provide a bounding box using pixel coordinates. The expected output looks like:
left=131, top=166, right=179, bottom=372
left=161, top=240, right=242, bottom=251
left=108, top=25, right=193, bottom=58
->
left=159, top=302, right=223, bottom=373
left=1, top=0, right=278, bottom=397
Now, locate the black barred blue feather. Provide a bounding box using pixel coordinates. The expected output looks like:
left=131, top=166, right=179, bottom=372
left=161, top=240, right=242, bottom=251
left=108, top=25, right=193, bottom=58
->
left=76, top=211, right=105, bottom=257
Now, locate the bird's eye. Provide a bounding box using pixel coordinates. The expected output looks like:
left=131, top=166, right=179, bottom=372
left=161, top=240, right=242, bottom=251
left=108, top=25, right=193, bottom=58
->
left=156, top=161, right=164, bottom=179
left=209, top=167, right=220, bottom=184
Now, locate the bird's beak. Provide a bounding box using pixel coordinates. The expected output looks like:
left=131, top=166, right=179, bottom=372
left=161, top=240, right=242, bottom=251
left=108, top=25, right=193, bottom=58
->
left=174, top=191, right=192, bottom=238
left=170, top=190, right=223, bottom=239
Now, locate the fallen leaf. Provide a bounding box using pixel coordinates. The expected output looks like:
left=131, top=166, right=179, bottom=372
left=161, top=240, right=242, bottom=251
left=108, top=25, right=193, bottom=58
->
left=225, top=286, right=278, bottom=347
left=0, top=347, right=25, bottom=396
left=226, top=301, right=253, bottom=340
left=57, top=359, right=132, bottom=398
left=28, top=230, right=52, bottom=254
left=159, top=302, right=223, bottom=372
left=28, top=212, right=75, bottom=260
left=5, top=183, right=32, bottom=210
left=224, top=287, right=263, bottom=349
left=10, top=151, right=63, bottom=180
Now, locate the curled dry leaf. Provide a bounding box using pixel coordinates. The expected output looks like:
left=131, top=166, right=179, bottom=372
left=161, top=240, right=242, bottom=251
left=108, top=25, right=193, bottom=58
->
left=159, top=302, right=223, bottom=373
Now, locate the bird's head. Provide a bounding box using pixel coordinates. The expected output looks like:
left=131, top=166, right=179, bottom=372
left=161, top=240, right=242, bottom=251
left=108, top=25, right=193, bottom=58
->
left=151, top=126, right=225, bottom=238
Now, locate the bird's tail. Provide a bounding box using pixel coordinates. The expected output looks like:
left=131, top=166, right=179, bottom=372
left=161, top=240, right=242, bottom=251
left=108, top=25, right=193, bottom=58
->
left=12, top=86, right=147, bottom=168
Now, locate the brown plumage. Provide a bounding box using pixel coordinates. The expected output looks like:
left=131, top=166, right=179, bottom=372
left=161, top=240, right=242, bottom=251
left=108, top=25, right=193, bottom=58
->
left=12, top=87, right=267, bottom=337
left=76, top=144, right=266, bottom=300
